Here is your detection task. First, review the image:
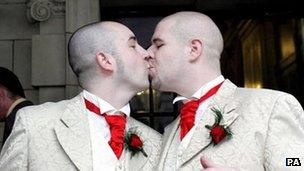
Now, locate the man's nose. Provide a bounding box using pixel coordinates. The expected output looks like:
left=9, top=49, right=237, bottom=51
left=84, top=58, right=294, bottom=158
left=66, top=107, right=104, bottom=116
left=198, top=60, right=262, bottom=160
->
left=146, top=46, right=155, bottom=59
left=139, top=46, right=151, bottom=61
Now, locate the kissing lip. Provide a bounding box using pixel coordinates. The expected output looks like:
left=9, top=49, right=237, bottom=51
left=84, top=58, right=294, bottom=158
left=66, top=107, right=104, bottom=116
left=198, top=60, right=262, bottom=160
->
left=147, top=59, right=156, bottom=69
left=147, top=64, right=154, bottom=70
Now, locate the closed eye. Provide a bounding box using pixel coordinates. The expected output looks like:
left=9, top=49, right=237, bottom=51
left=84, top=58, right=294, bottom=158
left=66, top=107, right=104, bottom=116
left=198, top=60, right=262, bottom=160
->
left=156, top=44, right=163, bottom=49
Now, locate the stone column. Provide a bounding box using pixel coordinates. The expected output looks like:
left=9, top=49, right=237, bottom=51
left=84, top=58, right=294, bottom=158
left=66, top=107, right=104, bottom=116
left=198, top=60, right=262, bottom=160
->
left=27, top=0, right=66, bottom=103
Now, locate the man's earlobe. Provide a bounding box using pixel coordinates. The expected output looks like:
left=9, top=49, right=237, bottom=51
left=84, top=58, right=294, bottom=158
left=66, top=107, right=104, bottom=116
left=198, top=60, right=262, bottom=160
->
left=96, top=52, right=114, bottom=71
left=189, top=39, right=202, bottom=61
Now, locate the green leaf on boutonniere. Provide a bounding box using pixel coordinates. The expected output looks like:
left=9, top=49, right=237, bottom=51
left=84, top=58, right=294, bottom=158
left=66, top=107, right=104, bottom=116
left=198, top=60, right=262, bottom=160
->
left=225, top=126, right=233, bottom=139
left=205, top=125, right=212, bottom=130
left=211, top=108, right=223, bottom=126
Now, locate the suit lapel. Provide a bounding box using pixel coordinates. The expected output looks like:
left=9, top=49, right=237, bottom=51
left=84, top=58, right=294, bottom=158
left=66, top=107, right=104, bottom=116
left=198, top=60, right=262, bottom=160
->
left=157, top=117, right=180, bottom=170
left=180, top=80, right=240, bottom=166
left=54, top=94, right=93, bottom=170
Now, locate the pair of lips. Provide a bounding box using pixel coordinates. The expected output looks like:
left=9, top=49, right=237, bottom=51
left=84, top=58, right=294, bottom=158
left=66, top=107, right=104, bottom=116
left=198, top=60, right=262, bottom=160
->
left=148, top=64, right=154, bottom=69
left=147, top=58, right=156, bottom=69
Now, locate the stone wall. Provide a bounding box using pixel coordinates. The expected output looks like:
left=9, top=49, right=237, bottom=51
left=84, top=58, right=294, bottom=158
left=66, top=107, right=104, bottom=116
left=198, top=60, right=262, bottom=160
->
left=0, top=0, right=100, bottom=145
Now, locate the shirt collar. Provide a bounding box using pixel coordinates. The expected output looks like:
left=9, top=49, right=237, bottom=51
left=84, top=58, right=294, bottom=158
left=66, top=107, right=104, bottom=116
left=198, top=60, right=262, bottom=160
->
left=6, top=98, right=26, bottom=117
left=173, top=75, right=225, bottom=104
left=83, top=90, right=130, bottom=116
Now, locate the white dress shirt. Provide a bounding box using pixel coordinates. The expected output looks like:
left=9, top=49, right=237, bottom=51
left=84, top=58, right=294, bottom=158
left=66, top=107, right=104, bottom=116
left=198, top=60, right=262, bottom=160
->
left=164, top=75, right=225, bottom=170
left=83, top=90, right=130, bottom=171
left=6, top=98, right=26, bottom=117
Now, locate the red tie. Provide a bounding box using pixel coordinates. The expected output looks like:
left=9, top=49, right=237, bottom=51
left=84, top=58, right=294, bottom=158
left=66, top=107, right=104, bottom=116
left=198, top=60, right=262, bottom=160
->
left=180, top=82, right=223, bottom=140
left=84, top=98, right=126, bottom=159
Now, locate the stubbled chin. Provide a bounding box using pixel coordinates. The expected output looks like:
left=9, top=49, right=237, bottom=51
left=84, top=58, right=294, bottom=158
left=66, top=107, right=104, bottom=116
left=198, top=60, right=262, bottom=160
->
left=148, top=67, right=156, bottom=76
left=148, top=68, right=161, bottom=89
left=148, top=69, right=155, bottom=82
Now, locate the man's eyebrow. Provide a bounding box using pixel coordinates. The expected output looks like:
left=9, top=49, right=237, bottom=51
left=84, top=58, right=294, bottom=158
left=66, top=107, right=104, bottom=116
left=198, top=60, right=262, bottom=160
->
left=128, top=36, right=137, bottom=42
left=152, top=38, right=163, bottom=44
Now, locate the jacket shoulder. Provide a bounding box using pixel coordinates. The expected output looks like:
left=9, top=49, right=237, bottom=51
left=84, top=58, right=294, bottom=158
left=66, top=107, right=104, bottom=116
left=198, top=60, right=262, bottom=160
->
left=16, top=95, right=82, bottom=129
left=236, top=87, right=287, bottom=98
left=234, top=87, right=294, bottom=106
left=18, top=99, right=69, bottom=119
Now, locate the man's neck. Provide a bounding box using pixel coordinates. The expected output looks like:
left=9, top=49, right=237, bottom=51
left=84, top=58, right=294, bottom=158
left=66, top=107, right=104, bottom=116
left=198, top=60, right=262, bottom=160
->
left=176, top=71, right=221, bottom=98
left=87, top=85, right=136, bottom=110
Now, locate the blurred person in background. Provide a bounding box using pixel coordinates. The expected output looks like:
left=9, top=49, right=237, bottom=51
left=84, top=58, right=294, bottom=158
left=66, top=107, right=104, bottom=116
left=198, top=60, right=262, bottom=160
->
left=0, top=67, right=33, bottom=146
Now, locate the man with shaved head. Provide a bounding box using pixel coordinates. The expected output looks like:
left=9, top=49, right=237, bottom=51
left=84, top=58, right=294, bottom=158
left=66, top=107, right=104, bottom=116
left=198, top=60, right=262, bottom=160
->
left=148, top=11, right=304, bottom=170
left=0, top=21, right=161, bottom=170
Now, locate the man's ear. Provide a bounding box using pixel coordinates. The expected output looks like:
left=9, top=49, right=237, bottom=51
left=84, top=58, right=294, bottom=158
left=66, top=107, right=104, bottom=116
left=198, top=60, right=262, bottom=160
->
left=189, top=39, right=202, bottom=61
left=96, top=52, right=115, bottom=72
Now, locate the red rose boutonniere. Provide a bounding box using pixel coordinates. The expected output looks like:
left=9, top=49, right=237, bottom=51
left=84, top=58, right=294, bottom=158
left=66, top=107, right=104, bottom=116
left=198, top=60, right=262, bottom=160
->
left=205, top=108, right=233, bottom=146
left=124, top=130, right=147, bottom=158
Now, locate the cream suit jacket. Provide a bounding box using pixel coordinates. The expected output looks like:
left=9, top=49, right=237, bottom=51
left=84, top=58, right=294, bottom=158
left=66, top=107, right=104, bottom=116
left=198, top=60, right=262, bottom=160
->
left=157, top=80, right=304, bottom=171
left=0, top=93, right=161, bottom=171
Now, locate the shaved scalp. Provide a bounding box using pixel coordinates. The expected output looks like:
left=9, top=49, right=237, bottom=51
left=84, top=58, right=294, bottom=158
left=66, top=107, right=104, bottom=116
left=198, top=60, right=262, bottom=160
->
left=68, top=22, right=119, bottom=87
left=162, top=11, right=223, bottom=60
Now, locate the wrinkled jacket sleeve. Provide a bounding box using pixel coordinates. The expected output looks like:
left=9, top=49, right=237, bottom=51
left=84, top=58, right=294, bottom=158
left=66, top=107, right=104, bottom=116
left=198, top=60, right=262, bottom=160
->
left=0, top=109, right=28, bottom=171
left=264, top=94, right=304, bottom=171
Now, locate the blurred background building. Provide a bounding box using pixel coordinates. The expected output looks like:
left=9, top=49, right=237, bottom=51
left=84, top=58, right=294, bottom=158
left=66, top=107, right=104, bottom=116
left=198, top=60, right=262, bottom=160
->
left=0, top=0, right=303, bottom=141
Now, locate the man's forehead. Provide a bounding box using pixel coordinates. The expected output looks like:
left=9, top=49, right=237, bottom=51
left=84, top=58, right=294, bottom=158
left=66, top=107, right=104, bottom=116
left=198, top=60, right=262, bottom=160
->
left=151, top=30, right=169, bottom=44
left=124, top=28, right=135, bottom=38
left=151, top=28, right=165, bottom=43
left=109, top=23, right=135, bottom=39
left=151, top=20, right=173, bottom=42
left=115, top=28, right=136, bottom=42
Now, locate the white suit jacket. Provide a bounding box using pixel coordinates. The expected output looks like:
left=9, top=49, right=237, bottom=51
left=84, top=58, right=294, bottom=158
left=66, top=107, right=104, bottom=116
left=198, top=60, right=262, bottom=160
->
left=157, top=80, right=304, bottom=171
left=0, top=93, right=161, bottom=171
